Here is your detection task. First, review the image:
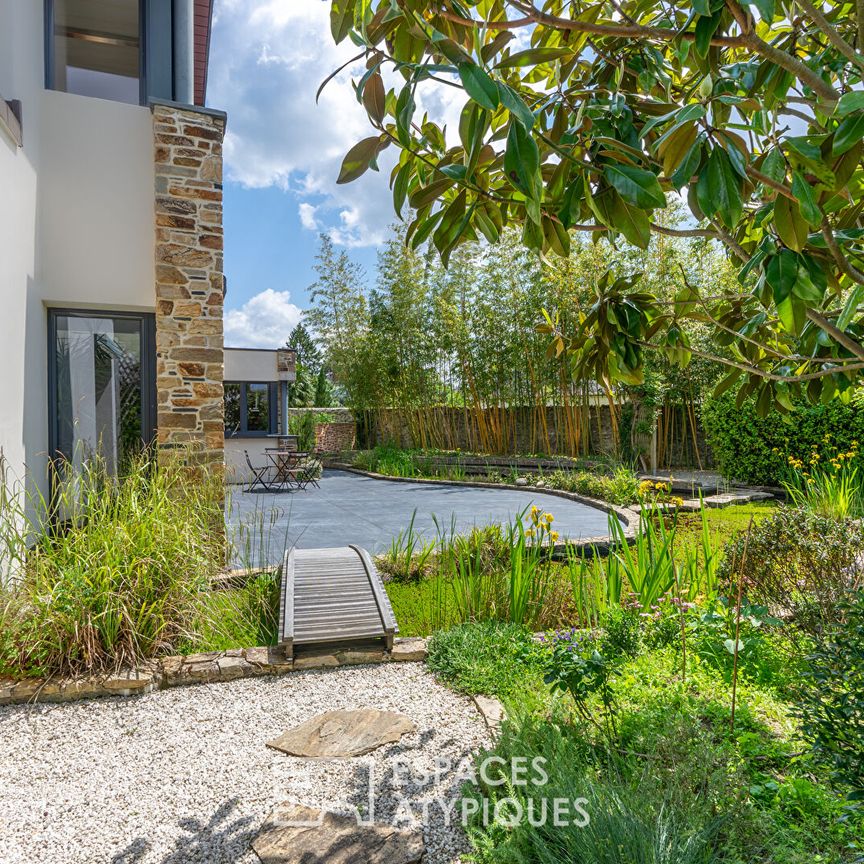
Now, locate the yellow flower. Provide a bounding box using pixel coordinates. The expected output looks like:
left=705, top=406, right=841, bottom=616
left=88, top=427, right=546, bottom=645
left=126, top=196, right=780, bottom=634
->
left=525, top=528, right=535, bottom=538
left=550, top=531, right=559, bottom=542
left=544, top=513, right=554, bottom=523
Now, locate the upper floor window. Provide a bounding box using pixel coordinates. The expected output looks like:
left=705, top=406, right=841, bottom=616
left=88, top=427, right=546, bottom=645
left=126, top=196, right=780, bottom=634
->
left=47, top=0, right=142, bottom=105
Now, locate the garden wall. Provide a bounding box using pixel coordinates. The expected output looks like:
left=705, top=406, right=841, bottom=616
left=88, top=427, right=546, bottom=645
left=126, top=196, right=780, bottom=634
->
left=289, top=408, right=356, bottom=453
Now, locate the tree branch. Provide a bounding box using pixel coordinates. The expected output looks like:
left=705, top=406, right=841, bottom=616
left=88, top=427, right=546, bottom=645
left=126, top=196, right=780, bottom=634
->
left=499, top=0, right=842, bottom=105
left=806, top=309, right=864, bottom=362
left=739, top=31, right=839, bottom=105
left=439, top=0, right=746, bottom=45
left=821, top=218, right=864, bottom=286
left=710, top=221, right=751, bottom=264
left=795, top=0, right=864, bottom=73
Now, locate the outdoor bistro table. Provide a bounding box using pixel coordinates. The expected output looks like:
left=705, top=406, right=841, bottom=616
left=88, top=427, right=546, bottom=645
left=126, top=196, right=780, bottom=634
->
left=264, top=449, right=310, bottom=488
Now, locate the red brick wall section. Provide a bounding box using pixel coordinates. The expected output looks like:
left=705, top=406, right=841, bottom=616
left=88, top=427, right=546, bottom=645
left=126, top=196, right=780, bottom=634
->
left=315, top=422, right=356, bottom=453
left=152, top=103, right=226, bottom=469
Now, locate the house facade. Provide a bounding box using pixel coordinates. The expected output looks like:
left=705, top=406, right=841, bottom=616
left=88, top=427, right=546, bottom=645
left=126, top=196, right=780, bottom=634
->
left=0, top=0, right=238, bottom=499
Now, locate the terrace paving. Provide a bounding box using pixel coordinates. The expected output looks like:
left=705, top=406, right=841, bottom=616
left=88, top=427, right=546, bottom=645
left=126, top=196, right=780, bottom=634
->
left=227, top=468, right=618, bottom=567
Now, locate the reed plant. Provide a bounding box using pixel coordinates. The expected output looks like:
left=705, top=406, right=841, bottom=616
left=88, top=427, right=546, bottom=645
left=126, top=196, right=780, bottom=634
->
left=0, top=451, right=227, bottom=678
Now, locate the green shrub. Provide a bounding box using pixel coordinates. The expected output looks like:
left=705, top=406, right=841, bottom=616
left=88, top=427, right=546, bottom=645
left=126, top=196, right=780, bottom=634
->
left=601, top=606, right=643, bottom=659
left=546, top=465, right=640, bottom=505
left=427, top=621, right=547, bottom=700
left=288, top=411, right=317, bottom=451
left=465, top=704, right=725, bottom=864
left=719, top=506, right=864, bottom=637
left=796, top=590, right=864, bottom=799
left=701, top=391, right=864, bottom=485
left=0, top=452, right=226, bottom=678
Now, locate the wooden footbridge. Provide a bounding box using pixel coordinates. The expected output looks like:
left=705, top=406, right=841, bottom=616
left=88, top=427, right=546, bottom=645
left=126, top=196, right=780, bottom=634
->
left=278, top=546, right=398, bottom=660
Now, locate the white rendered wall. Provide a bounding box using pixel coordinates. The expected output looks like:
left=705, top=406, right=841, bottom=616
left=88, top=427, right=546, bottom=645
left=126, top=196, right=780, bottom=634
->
left=224, top=438, right=271, bottom=485
left=224, top=348, right=280, bottom=382
left=0, top=1, right=155, bottom=501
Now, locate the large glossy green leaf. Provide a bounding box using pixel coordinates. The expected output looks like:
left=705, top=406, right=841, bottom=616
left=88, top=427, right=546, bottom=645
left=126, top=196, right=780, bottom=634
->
left=496, top=47, right=572, bottom=68
left=458, top=64, right=499, bottom=111
left=504, top=120, right=540, bottom=201
left=765, top=249, right=798, bottom=305
left=836, top=92, right=864, bottom=116
left=696, top=147, right=742, bottom=228
left=790, top=172, right=822, bottom=226
left=774, top=196, right=808, bottom=252
left=330, top=0, right=354, bottom=43
left=608, top=191, right=651, bottom=249
left=603, top=164, right=667, bottom=209
left=498, top=83, right=535, bottom=128
left=832, top=113, right=864, bottom=156
left=337, top=136, right=387, bottom=184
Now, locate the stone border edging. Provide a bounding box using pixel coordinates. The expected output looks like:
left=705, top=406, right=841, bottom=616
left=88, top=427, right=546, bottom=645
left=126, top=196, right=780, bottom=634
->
left=0, top=638, right=428, bottom=708
left=328, top=463, right=637, bottom=553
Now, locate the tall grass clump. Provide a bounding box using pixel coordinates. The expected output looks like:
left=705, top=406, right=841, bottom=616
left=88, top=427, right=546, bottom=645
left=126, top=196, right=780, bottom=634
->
left=0, top=451, right=226, bottom=678
left=783, top=442, right=863, bottom=520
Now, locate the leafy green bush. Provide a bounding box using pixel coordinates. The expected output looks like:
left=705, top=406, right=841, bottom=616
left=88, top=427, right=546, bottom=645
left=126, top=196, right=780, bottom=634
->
left=796, top=590, right=864, bottom=800
left=719, top=506, right=864, bottom=637
left=353, top=443, right=419, bottom=477
left=0, top=453, right=226, bottom=678
left=545, top=465, right=640, bottom=505
left=600, top=606, right=643, bottom=659
left=467, top=715, right=723, bottom=864
left=427, top=621, right=546, bottom=700
left=701, top=392, right=864, bottom=485
left=288, top=411, right=317, bottom=451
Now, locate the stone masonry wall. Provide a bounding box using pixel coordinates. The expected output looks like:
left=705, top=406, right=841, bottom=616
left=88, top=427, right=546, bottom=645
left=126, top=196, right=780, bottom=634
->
left=152, top=102, right=226, bottom=468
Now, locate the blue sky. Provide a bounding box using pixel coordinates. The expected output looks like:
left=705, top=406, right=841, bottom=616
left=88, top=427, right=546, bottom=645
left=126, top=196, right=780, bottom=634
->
left=206, top=0, right=462, bottom=348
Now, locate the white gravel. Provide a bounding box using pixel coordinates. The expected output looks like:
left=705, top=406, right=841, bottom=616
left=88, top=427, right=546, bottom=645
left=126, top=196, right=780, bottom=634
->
left=0, top=664, right=491, bottom=864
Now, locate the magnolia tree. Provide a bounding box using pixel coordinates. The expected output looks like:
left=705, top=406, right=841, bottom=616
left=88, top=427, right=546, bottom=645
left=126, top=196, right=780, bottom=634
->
left=325, top=0, right=864, bottom=412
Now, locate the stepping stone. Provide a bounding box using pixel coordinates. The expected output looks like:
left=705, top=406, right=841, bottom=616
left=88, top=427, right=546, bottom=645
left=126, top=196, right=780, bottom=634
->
left=473, top=695, right=505, bottom=730
left=267, top=708, right=415, bottom=758
left=253, top=803, right=424, bottom=864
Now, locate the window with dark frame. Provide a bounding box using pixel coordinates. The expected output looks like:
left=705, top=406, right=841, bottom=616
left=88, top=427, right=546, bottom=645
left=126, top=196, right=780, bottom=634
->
left=46, top=0, right=143, bottom=105
left=48, top=308, right=156, bottom=474
left=224, top=382, right=277, bottom=437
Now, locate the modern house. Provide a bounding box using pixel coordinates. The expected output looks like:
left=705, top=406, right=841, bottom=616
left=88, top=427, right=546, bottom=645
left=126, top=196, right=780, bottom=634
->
left=0, top=1, right=293, bottom=503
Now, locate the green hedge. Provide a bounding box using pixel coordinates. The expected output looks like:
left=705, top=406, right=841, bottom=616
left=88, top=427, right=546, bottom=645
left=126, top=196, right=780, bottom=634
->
left=701, top=392, right=864, bottom=485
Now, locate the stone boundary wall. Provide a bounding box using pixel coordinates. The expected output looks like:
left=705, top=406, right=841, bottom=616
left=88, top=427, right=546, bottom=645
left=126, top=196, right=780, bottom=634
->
left=316, top=421, right=355, bottom=452
left=0, top=638, right=427, bottom=707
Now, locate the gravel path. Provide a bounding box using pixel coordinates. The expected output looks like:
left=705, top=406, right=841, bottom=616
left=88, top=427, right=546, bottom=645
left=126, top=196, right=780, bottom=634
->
left=0, top=664, right=490, bottom=864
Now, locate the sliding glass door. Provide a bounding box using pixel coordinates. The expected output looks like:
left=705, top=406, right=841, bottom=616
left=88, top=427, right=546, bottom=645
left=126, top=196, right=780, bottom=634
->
left=48, top=310, right=156, bottom=477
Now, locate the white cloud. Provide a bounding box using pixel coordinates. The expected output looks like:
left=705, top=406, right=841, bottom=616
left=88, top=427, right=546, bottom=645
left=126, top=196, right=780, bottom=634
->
left=223, top=288, right=303, bottom=349
left=298, top=202, right=320, bottom=231
left=208, top=0, right=465, bottom=248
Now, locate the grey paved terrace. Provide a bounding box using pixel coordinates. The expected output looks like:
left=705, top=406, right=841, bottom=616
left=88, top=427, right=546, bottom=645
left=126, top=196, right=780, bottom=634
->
left=227, top=469, right=618, bottom=567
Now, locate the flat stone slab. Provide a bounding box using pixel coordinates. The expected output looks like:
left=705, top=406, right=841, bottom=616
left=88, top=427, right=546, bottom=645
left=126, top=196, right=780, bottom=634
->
left=473, top=695, right=505, bottom=730
left=267, top=708, right=416, bottom=758
left=253, top=803, right=424, bottom=864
